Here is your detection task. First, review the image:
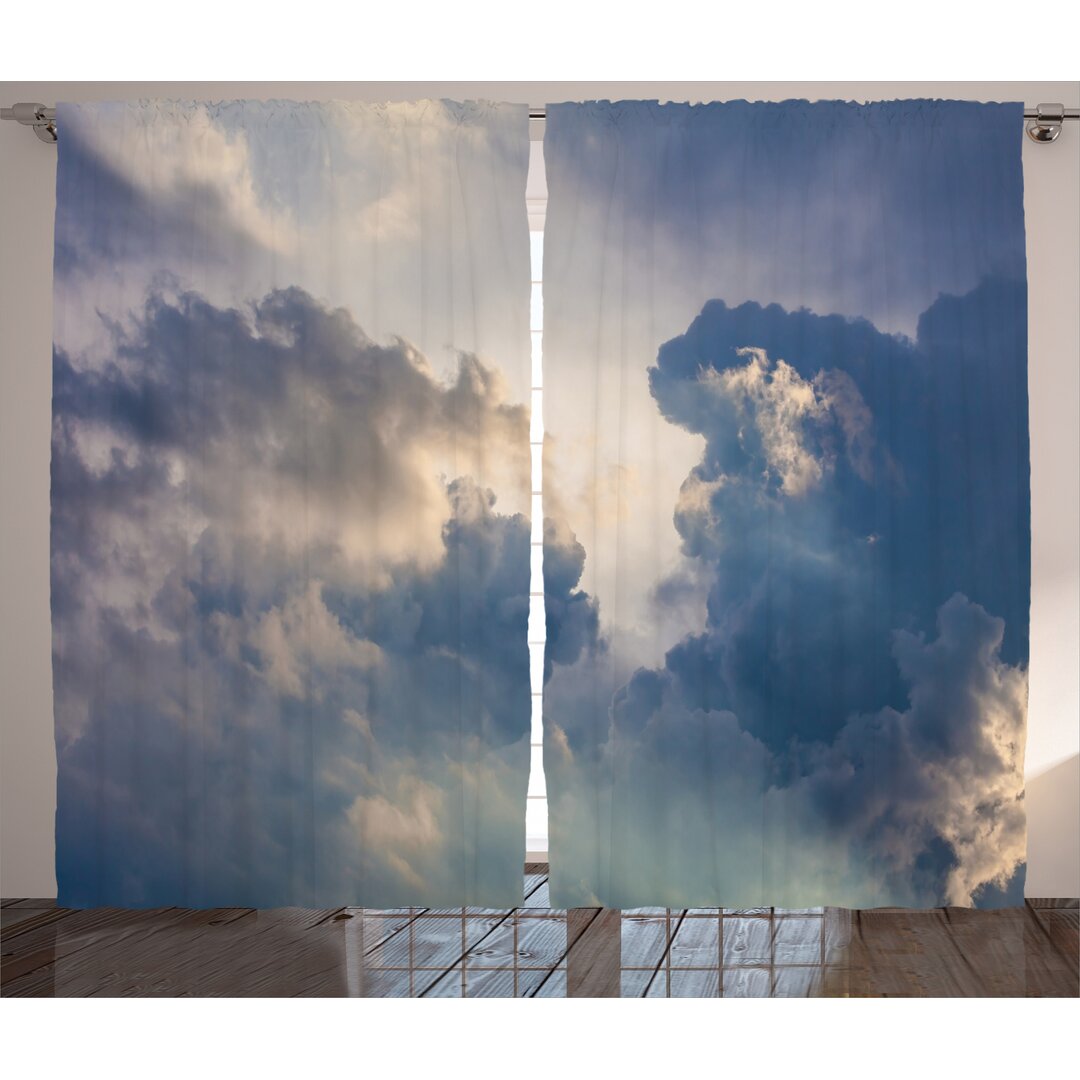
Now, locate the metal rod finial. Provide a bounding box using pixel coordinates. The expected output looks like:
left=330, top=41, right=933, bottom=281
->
left=1026, top=103, right=1066, bottom=143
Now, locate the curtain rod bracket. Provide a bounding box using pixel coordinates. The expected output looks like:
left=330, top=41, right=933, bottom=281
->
left=0, top=102, right=57, bottom=142
left=1026, top=103, right=1066, bottom=143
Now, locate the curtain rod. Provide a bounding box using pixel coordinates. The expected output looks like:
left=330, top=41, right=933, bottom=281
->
left=4, top=102, right=1079, bottom=145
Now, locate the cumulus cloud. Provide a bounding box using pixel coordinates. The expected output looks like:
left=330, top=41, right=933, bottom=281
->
left=789, top=593, right=1027, bottom=907
left=544, top=277, right=1029, bottom=909
left=702, top=347, right=833, bottom=496
left=346, top=777, right=445, bottom=891
left=251, top=580, right=383, bottom=699
left=52, top=288, right=531, bottom=908
left=52, top=285, right=529, bottom=631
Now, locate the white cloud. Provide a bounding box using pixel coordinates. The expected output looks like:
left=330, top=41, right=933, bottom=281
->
left=347, top=776, right=443, bottom=852
left=343, top=707, right=374, bottom=741
left=765, top=593, right=1028, bottom=907
left=130, top=103, right=294, bottom=256
left=705, top=347, right=829, bottom=496
left=546, top=592, right=1027, bottom=909
left=252, top=580, right=382, bottom=699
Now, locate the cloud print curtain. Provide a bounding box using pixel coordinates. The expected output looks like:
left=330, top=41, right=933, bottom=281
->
left=52, top=100, right=532, bottom=908
left=541, top=100, right=1029, bottom=910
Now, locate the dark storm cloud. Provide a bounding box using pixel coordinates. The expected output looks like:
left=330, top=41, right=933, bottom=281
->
left=544, top=277, right=1029, bottom=908
left=52, top=288, right=531, bottom=908
left=541, top=516, right=603, bottom=684
left=642, top=277, right=1029, bottom=749
left=52, top=286, right=528, bottom=571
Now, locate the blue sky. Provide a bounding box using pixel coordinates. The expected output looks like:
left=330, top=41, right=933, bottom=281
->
left=542, top=100, right=1029, bottom=909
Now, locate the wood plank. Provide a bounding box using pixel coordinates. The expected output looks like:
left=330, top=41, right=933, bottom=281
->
left=669, top=915, right=720, bottom=967
left=664, top=968, right=721, bottom=997
left=847, top=908, right=1030, bottom=997
left=97, top=907, right=347, bottom=997
left=366, top=914, right=489, bottom=971
left=722, top=915, right=773, bottom=966
left=532, top=968, right=567, bottom=997
left=823, top=907, right=853, bottom=967
left=352, top=967, right=414, bottom=997
left=846, top=909, right=917, bottom=997
left=773, top=916, right=824, bottom=965
left=723, top=967, right=771, bottom=997
left=465, top=915, right=567, bottom=970
left=522, top=880, right=548, bottom=907
left=341, top=912, right=416, bottom=955
left=250, top=907, right=344, bottom=931
left=772, top=965, right=829, bottom=998
left=78, top=927, right=347, bottom=997
left=1028, top=906, right=1078, bottom=965
left=3, top=882, right=1075, bottom=997
left=566, top=909, right=620, bottom=997
left=3, top=908, right=168, bottom=992
left=3, top=907, right=258, bottom=997
left=459, top=918, right=518, bottom=968
left=466, top=967, right=551, bottom=999
left=1024, top=905, right=1079, bottom=996
left=941, top=907, right=1027, bottom=997
left=619, top=968, right=654, bottom=997
left=1, top=908, right=55, bottom=933
left=620, top=914, right=670, bottom=968
left=379, top=900, right=533, bottom=997
left=508, top=915, right=568, bottom=969
left=419, top=967, right=464, bottom=998
left=424, top=965, right=552, bottom=998
left=1, top=907, right=76, bottom=940
left=523, top=869, right=548, bottom=901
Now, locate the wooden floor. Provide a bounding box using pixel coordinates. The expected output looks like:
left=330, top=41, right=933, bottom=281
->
left=2, top=866, right=1076, bottom=997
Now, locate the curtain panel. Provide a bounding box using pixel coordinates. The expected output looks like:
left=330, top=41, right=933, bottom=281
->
left=51, top=100, right=533, bottom=908
left=541, top=100, right=1029, bottom=910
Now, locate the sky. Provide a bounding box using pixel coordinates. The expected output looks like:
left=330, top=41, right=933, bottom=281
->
left=50, top=98, right=1032, bottom=911
left=51, top=100, right=533, bottom=908
left=541, top=100, right=1030, bottom=909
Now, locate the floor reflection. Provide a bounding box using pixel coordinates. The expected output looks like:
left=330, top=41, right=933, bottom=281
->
left=3, top=867, right=1076, bottom=997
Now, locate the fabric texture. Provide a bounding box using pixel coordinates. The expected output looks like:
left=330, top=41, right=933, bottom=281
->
left=541, top=99, right=1029, bottom=909
left=51, top=100, right=533, bottom=908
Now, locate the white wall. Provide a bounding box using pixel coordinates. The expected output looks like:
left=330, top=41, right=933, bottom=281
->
left=2, top=81, right=1077, bottom=899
